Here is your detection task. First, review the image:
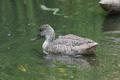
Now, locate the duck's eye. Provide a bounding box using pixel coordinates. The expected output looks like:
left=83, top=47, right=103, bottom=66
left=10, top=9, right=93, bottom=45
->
left=40, top=29, right=42, bottom=31
left=39, top=27, right=45, bottom=31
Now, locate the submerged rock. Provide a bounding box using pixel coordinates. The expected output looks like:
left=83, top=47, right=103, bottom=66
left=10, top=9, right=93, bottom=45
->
left=99, top=0, right=120, bottom=13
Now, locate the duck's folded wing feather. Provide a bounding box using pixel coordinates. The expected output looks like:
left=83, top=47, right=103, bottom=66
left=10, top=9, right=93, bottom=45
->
left=55, top=34, right=97, bottom=46
left=59, top=34, right=95, bottom=43
left=53, top=38, right=83, bottom=46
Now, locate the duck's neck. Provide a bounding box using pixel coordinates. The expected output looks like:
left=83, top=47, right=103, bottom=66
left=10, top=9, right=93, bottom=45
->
left=42, top=31, right=55, bottom=49
left=45, top=33, right=55, bottom=42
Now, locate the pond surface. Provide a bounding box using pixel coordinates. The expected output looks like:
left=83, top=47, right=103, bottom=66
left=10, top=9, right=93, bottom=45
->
left=0, top=0, right=120, bottom=80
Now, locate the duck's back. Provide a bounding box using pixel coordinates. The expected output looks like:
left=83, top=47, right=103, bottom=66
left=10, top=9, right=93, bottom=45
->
left=57, top=34, right=95, bottom=45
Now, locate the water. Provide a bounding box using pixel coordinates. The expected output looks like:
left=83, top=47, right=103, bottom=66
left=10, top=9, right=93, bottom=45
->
left=0, top=0, right=120, bottom=80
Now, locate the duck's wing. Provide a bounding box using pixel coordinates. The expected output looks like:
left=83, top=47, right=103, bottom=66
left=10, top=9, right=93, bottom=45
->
left=57, top=34, right=97, bottom=46
left=52, top=38, right=83, bottom=46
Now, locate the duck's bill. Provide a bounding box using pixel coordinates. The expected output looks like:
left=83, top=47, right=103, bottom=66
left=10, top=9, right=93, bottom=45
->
left=30, top=34, right=41, bottom=41
left=31, top=37, right=39, bottom=41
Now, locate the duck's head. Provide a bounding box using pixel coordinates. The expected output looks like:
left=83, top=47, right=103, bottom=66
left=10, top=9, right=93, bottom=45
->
left=38, top=24, right=54, bottom=37
left=37, top=24, right=55, bottom=39
left=31, top=24, right=55, bottom=41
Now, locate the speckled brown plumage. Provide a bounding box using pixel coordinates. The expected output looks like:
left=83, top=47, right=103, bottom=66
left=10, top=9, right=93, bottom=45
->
left=38, top=24, right=98, bottom=56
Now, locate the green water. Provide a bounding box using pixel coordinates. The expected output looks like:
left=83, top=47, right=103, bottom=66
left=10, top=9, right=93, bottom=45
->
left=0, top=0, right=120, bottom=80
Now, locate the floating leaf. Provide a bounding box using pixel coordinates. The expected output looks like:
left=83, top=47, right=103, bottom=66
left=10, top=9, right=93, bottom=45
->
left=57, top=68, right=66, bottom=73
left=17, top=64, right=27, bottom=72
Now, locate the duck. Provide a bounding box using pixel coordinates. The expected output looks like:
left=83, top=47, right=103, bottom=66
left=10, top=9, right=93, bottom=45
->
left=36, top=24, right=98, bottom=56
left=99, top=0, right=120, bottom=13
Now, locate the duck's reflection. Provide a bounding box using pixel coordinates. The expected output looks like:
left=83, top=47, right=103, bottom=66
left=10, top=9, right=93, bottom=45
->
left=44, top=54, right=98, bottom=68
left=103, top=14, right=120, bottom=31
